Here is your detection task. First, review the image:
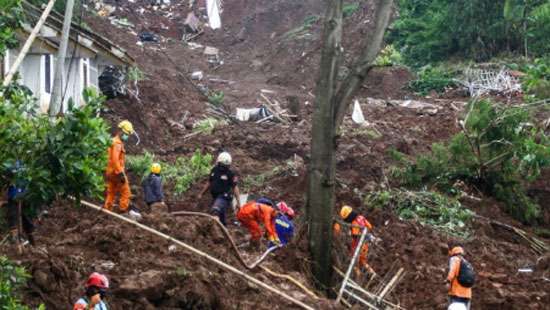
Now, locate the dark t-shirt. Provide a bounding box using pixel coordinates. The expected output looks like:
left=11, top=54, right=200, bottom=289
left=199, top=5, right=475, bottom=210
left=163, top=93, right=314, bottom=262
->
left=209, top=164, right=238, bottom=200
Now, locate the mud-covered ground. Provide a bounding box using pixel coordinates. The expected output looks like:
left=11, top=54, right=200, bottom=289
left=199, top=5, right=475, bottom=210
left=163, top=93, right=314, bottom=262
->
left=2, top=0, right=549, bottom=309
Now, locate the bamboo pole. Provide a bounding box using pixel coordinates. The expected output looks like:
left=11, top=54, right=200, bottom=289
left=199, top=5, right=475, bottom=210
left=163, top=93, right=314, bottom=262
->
left=2, top=0, right=56, bottom=87
left=336, top=228, right=368, bottom=304
left=78, top=200, right=314, bottom=310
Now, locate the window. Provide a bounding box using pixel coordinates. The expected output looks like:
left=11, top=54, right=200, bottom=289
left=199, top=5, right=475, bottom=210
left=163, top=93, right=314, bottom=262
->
left=81, top=58, right=89, bottom=88
left=44, top=54, right=52, bottom=93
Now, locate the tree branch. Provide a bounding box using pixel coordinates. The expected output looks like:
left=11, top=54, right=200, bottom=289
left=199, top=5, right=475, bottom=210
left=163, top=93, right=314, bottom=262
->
left=333, top=0, right=395, bottom=129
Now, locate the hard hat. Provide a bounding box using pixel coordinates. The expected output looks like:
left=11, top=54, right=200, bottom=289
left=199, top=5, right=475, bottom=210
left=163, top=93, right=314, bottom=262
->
left=449, top=246, right=465, bottom=256
left=151, top=163, right=161, bottom=174
left=85, top=272, right=109, bottom=289
left=340, top=205, right=353, bottom=219
left=277, top=201, right=295, bottom=218
left=257, top=197, right=274, bottom=207
left=447, top=302, right=468, bottom=310
left=118, top=120, right=134, bottom=135
left=217, top=152, right=232, bottom=165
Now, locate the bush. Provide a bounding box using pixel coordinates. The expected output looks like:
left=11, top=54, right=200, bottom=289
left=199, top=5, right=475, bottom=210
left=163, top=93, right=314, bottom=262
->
left=207, top=91, right=224, bottom=106
left=127, top=150, right=213, bottom=197
left=366, top=189, right=473, bottom=238
left=408, top=65, right=457, bottom=95
left=193, top=117, right=226, bottom=135
left=0, top=256, right=44, bottom=309
left=0, top=0, right=22, bottom=55
left=374, top=45, right=403, bottom=67
left=343, top=3, right=360, bottom=18
left=392, top=99, right=550, bottom=223
left=522, top=57, right=550, bottom=100
left=0, top=85, right=110, bottom=209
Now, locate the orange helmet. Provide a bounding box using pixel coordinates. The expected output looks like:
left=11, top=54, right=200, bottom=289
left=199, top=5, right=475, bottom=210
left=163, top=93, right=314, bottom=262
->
left=449, top=246, right=465, bottom=257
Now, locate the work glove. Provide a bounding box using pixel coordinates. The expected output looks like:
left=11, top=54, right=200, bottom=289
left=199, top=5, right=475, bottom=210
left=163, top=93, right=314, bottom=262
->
left=268, top=235, right=281, bottom=247
left=117, top=172, right=126, bottom=184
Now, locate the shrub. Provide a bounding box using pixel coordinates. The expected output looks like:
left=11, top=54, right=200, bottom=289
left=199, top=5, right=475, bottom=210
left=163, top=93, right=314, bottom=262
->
left=522, top=57, right=550, bottom=100
left=0, top=256, right=44, bottom=309
left=343, top=3, right=360, bottom=18
left=127, top=150, right=213, bottom=197
left=0, top=85, right=110, bottom=209
left=374, top=45, right=404, bottom=67
left=193, top=117, right=226, bottom=135
left=392, top=99, right=550, bottom=223
left=366, top=189, right=473, bottom=238
left=208, top=91, right=224, bottom=106
left=408, top=65, right=457, bottom=95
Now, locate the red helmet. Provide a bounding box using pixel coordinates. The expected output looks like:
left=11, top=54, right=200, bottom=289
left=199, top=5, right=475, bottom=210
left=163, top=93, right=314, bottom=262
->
left=277, top=201, right=295, bottom=218
left=85, top=272, right=109, bottom=289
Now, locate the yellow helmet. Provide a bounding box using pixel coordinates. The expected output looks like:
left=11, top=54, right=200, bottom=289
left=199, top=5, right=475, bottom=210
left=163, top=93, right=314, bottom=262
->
left=118, top=120, right=134, bottom=135
left=340, top=205, right=353, bottom=219
left=151, top=163, right=161, bottom=174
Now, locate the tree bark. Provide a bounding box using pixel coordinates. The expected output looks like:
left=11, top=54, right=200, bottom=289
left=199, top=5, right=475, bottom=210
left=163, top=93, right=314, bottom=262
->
left=307, top=0, right=394, bottom=292
left=307, top=0, right=343, bottom=291
left=49, top=0, right=75, bottom=117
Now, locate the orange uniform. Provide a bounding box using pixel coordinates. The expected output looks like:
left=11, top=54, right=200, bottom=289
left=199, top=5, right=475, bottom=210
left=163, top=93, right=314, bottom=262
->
left=349, top=215, right=373, bottom=272
left=237, top=201, right=277, bottom=241
left=104, top=135, right=131, bottom=212
left=447, top=247, right=472, bottom=299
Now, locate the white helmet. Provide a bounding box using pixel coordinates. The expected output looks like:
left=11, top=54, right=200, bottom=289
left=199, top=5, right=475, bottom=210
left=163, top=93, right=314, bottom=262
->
left=217, top=152, right=232, bottom=165
left=448, top=303, right=467, bottom=310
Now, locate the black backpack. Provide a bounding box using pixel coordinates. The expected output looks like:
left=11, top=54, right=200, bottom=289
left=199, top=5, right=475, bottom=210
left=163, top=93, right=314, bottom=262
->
left=457, top=257, right=475, bottom=288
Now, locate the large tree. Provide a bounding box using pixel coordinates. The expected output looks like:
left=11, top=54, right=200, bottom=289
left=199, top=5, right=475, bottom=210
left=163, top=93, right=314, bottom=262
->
left=307, top=0, right=394, bottom=290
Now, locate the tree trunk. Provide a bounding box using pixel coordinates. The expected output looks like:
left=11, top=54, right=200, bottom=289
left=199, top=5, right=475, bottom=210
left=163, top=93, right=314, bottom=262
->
left=49, top=0, right=75, bottom=117
left=307, top=0, right=394, bottom=293
left=307, top=0, right=343, bottom=291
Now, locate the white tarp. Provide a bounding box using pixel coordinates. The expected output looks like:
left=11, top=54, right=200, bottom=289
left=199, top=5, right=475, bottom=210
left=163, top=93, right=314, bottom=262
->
left=352, top=99, right=366, bottom=124
left=206, top=0, right=222, bottom=29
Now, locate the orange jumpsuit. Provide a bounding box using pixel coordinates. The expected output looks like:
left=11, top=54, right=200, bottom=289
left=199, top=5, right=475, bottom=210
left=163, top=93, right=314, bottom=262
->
left=447, top=247, right=472, bottom=300
left=237, top=202, right=277, bottom=241
left=349, top=215, right=373, bottom=272
left=104, top=135, right=131, bottom=212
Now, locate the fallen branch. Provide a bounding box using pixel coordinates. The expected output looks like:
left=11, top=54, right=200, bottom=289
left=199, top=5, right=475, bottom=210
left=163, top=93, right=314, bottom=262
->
left=76, top=200, right=315, bottom=310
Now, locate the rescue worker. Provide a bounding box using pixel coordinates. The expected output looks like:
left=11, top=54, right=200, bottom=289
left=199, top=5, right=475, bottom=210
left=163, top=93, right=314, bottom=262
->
left=337, top=205, right=375, bottom=277
left=142, top=163, right=165, bottom=211
left=73, top=272, right=110, bottom=310
left=104, top=120, right=134, bottom=214
left=198, top=152, right=241, bottom=226
left=446, top=245, right=472, bottom=309
left=237, top=199, right=280, bottom=248
left=2, top=161, right=34, bottom=245
left=273, top=201, right=295, bottom=246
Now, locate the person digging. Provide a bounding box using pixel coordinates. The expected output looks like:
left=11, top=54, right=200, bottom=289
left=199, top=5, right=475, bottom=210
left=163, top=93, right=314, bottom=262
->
left=73, top=272, right=110, bottom=310
left=198, top=151, right=241, bottom=226
left=103, top=120, right=141, bottom=220
left=334, top=205, right=376, bottom=279
left=142, top=163, right=166, bottom=213
left=237, top=198, right=280, bottom=249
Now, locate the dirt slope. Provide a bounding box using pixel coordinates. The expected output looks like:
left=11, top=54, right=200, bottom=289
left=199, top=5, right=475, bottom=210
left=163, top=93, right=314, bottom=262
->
left=2, top=0, right=549, bottom=309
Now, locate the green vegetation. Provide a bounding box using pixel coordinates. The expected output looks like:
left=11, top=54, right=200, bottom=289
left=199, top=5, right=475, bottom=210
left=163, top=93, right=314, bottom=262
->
left=0, top=256, right=44, bottom=309
left=521, top=57, right=550, bottom=100
left=343, top=3, right=360, bottom=18
left=193, top=117, right=226, bottom=135
left=241, top=166, right=283, bottom=192
left=367, top=189, right=473, bottom=238
left=374, top=45, right=403, bottom=67
left=391, top=0, right=550, bottom=66
left=126, top=150, right=213, bottom=197
left=207, top=91, right=224, bottom=106
left=0, top=86, right=111, bottom=208
left=0, top=0, right=22, bottom=55
left=391, top=99, right=550, bottom=223
left=408, top=65, right=457, bottom=95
